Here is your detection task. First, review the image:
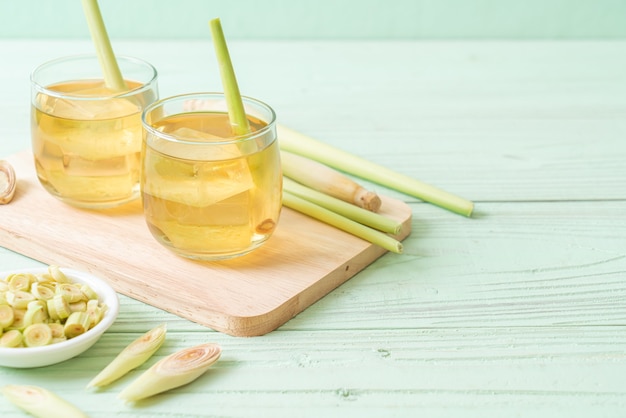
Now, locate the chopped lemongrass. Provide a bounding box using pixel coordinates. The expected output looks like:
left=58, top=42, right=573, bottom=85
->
left=56, top=283, right=86, bottom=303
left=283, top=178, right=401, bottom=234
left=118, top=343, right=221, bottom=402
left=277, top=124, right=474, bottom=217
left=209, top=18, right=250, bottom=136
left=48, top=294, right=71, bottom=321
left=0, top=304, right=14, bottom=328
left=80, top=0, right=127, bottom=91
left=87, top=323, right=167, bottom=389
left=7, top=273, right=33, bottom=292
left=281, top=150, right=382, bottom=212
left=23, top=301, right=47, bottom=328
left=0, top=160, right=16, bottom=205
left=48, top=265, right=69, bottom=284
left=2, top=385, right=87, bottom=418
left=0, top=329, right=23, bottom=347
left=63, top=312, right=91, bottom=338
left=6, top=291, right=35, bottom=309
left=23, top=324, right=52, bottom=347
left=283, top=191, right=403, bottom=254
left=31, top=282, right=55, bottom=301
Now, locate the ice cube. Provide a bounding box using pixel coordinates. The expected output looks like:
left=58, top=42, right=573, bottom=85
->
left=144, top=153, right=254, bottom=208
left=44, top=95, right=139, bottom=121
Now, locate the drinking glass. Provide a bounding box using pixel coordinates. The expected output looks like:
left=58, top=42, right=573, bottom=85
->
left=141, top=92, right=282, bottom=260
left=30, top=55, right=158, bottom=208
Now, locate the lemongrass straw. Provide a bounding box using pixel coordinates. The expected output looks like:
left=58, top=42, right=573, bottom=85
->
left=209, top=18, right=250, bottom=136
left=81, top=0, right=127, bottom=91
left=277, top=124, right=474, bottom=217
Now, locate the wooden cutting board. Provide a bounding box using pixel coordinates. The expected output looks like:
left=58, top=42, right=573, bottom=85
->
left=0, top=151, right=412, bottom=336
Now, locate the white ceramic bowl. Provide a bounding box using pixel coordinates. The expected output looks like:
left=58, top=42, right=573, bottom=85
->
left=0, top=267, right=119, bottom=368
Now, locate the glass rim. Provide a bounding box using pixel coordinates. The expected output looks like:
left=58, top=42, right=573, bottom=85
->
left=30, top=54, right=158, bottom=101
left=141, top=92, right=277, bottom=146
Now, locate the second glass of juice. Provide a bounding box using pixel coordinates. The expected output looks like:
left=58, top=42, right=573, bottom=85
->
left=30, top=55, right=158, bottom=208
left=141, top=92, right=282, bottom=260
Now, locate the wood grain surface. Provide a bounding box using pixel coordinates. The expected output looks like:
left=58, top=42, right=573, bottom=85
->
left=0, top=151, right=411, bottom=337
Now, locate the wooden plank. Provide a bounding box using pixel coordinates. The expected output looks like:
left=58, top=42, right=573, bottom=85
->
left=1, top=326, right=624, bottom=417
left=0, top=151, right=411, bottom=337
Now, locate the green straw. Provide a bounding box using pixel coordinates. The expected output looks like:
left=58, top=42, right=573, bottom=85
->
left=208, top=18, right=250, bottom=136
left=81, top=0, right=127, bottom=91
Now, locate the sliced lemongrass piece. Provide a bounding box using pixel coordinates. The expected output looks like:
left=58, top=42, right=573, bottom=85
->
left=118, top=343, right=221, bottom=402
left=23, top=301, right=47, bottom=327
left=48, top=265, right=69, bottom=284
left=6, top=290, right=35, bottom=309
left=209, top=18, right=249, bottom=136
left=49, top=323, right=67, bottom=344
left=7, top=308, right=25, bottom=331
left=31, top=282, right=55, bottom=301
left=0, top=304, right=14, bottom=328
left=85, top=299, right=105, bottom=328
left=63, top=312, right=91, bottom=338
left=80, top=0, right=127, bottom=91
left=87, top=323, right=167, bottom=389
left=282, top=150, right=382, bottom=212
left=48, top=294, right=71, bottom=321
left=6, top=273, right=33, bottom=292
left=2, top=385, right=87, bottom=418
left=283, top=191, right=403, bottom=254
left=23, top=324, right=53, bottom=347
left=0, top=160, right=16, bottom=205
left=57, top=283, right=86, bottom=303
left=277, top=124, right=474, bottom=217
left=283, top=178, right=401, bottom=234
left=69, top=300, right=87, bottom=313
left=0, top=329, right=23, bottom=347
left=80, top=284, right=98, bottom=300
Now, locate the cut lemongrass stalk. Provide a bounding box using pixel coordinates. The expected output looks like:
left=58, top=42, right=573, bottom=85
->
left=23, top=324, right=52, bottom=347
left=0, top=329, right=22, bottom=347
left=283, top=191, right=403, bottom=254
left=80, top=0, right=127, bottom=91
left=209, top=18, right=250, bottom=136
left=2, top=385, right=87, bottom=418
left=281, top=150, right=382, bottom=212
left=118, top=343, right=221, bottom=402
left=283, top=177, right=401, bottom=234
left=277, top=124, right=474, bottom=217
left=0, top=160, right=16, bottom=205
left=87, top=323, right=167, bottom=389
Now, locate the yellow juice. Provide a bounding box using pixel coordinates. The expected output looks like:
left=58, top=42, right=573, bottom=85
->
left=141, top=112, right=282, bottom=259
left=31, top=79, right=155, bottom=207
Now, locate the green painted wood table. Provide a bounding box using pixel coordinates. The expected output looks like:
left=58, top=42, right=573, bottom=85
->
left=0, top=39, right=625, bottom=417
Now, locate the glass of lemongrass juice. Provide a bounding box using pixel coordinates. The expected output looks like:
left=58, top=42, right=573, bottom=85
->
left=140, top=92, right=282, bottom=260
left=30, top=55, right=158, bottom=208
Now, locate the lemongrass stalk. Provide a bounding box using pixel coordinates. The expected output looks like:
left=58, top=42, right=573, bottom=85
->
left=209, top=18, right=250, bottom=136
left=284, top=178, right=401, bottom=235
left=282, top=150, right=382, bottom=212
left=2, top=385, right=87, bottom=418
left=277, top=124, right=474, bottom=217
left=87, top=323, right=167, bottom=389
left=283, top=191, right=403, bottom=254
left=118, top=343, right=221, bottom=402
left=81, top=0, right=127, bottom=91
